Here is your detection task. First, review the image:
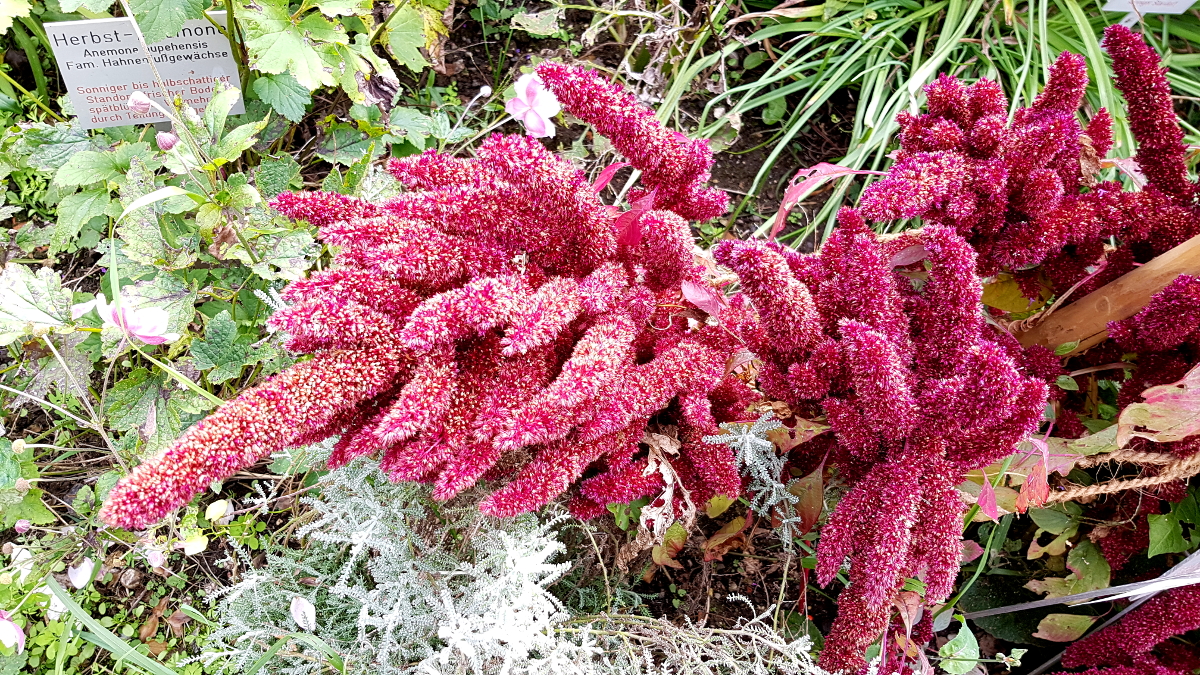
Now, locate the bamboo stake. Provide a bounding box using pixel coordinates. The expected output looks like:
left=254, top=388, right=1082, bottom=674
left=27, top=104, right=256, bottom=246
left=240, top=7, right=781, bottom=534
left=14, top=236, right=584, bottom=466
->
left=1017, top=232, right=1200, bottom=354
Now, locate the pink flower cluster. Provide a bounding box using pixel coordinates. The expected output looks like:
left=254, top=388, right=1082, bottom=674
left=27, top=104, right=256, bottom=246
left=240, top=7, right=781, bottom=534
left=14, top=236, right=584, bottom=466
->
left=100, top=62, right=754, bottom=531
left=1057, top=586, right=1200, bottom=675
left=857, top=26, right=1199, bottom=295
left=715, top=210, right=1050, bottom=673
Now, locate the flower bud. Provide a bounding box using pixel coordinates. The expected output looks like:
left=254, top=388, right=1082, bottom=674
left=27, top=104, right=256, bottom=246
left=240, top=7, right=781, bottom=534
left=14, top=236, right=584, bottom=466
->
left=479, top=86, right=493, bottom=98
left=13, top=478, right=29, bottom=494
left=127, top=91, right=154, bottom=114
left=0, top=573, right=11, bottom=585
left=156, top=131, right=179, bottom=152
left=10, top=439, right=23, bottom=454
left=13, top=520, right=29, bottom=534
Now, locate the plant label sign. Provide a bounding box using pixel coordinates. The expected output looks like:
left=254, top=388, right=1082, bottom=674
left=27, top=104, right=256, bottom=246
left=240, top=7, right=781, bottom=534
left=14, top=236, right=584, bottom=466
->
left=44, top=12, right=243, bottom=129
left=1102, top=0, right=1196, bottom=16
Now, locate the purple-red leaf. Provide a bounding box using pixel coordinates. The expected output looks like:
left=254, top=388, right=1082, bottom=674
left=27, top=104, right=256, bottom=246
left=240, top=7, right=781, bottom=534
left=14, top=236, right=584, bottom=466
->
left=592, top=162, right=631, bottom=193
left=978, top=476, right=1000, bottom=521
left=681, top=280, right=728, bottom=318
left=770, top=163, right=884, bottom=239
left=615, top=189, right=658, bottom=246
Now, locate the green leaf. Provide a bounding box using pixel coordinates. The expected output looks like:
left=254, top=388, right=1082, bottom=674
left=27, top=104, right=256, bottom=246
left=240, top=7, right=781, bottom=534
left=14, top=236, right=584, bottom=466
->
left=1027, top=507, right=1075, bottom=536
left=0, top=0, right=30, bottom=34
left=511, top=7, right=562, bottom=36
left=1032, top=614, right=1097, bottom=642
left=203, top=83, right=242, bottom=140
left=190, top=310, right=262, bottom=384
left=53, top=188, right=111, bottom=254
left=130, top=0, right=205, bottom=43
left=228, top=228, right=318, bottom=280
left=938, top=618, right=980, bottom=675
left=253, top=73, right=311, bottom=122
left=239, top=0, right=346, bottom=90
left=256, top=154, right=302, bottom=198
left=1174, top=492, right=1200, bottom=525
left=104, top=368, right=213, bottom=455
left=762, top=96, right=787, bottom=125
left=215, top=118, right=268, bottom=162
left=1148, top=513, right=1189, bottom=557
left=315, top=0, right=371, bottom=14
left=0, top=264, right=72, bottom=345
left=0, top=451, right=18, bottom=489
left=55, top=151, right=120, bottom=187
left=1054, top=341, right=1080, bottom=356
left=316, top=123, right=377, bottom=165
left=59, top=0, right=116, bottom=11
left=386, top=5, right=430, bottom=72
left=18, top=123, right=103, bottom=171
left=1025, top=541, right=1111, bottom=598
left=1055, top=375, right=1079, bottom=391
left=117, top=158, right=198, bottom=269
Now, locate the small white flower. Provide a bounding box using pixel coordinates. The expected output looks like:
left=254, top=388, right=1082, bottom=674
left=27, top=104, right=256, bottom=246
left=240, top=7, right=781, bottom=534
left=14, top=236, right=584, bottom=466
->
left=0, top=609, right=24, bottom=654
left=127, top=91, right=154, bottom=114
left=72, top=294, right=180, bottom=345
left=143, top=547, right=166, bottom=568
left=67, top=558, right=94, bottom=589
left=290, top=596, right=317, bottom=632
left=505, top=73, right=561, bottom=139
left=34, top=586, right=66, bottom=621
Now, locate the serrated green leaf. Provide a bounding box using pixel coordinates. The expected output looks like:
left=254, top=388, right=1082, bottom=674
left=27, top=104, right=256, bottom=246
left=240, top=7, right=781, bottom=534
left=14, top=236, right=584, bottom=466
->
left=130, top=0, right=205, bottom=43
left=215, top=118, right=268, bottom=162
left=256, top=154, right=302, bottom=198
left=315, top=0, right=371, bottom=15
left=386, top=5, right=430, bottom=72
left=0, top=451, right=18, bottom=489
left=18, top=123, right=103, bottom=171
left=59, top=0, right=116, bottom=11
left=53, top=188, right=111, bottom=253
left=117, top=158, right=198, bottom=269
left=55, top=151, right=120, bottom=186
left=316, top=123, right=377, bottom=165
left=3, top=488, right=54, bottom=527
left=938, top=618, right=980, bottom=674
left=191, top=310, right=261, bottom=384
left=1148, top=513, right=1189, bottom=557
left=239, top=0, right=346, bottom=90
left=253, top=72, right=311, bottom=122
left=229, top=228, right=318, bottom=280
left=0, top=264, right=72, bottom=345
left=105, top=368, right=213, bottom=455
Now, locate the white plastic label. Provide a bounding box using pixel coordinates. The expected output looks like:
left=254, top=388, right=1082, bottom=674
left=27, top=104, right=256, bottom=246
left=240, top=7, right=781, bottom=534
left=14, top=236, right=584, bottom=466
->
left=45, top=12, right=243, bottom=129
left=1102, top=0, right=1196, bottom=14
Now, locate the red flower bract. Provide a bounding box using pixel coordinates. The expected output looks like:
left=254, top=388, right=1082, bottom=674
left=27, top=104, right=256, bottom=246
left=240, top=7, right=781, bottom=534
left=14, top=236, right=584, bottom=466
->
left=99, top=62, right=749, bottom=531
left=714, top=209, right=1049, bottom=673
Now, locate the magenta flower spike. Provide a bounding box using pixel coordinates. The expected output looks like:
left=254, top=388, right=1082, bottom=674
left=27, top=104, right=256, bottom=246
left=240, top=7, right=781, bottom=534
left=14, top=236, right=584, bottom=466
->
left=100, top=62, right=747, bottom=532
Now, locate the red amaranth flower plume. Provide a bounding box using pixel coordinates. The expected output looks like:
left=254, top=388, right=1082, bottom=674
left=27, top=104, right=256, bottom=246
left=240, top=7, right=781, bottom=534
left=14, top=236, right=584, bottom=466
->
left=100, top=63, right=746, bottom=531
left=1058, top=586, right=1200, bottom=674
left=857, top=27, right=1200, bottom=288
left=714, top=212, right=1049, bottom=673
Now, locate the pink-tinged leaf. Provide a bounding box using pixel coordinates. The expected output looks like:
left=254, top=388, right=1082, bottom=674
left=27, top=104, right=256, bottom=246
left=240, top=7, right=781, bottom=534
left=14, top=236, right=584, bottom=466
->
left=592, top=162, right=630, bottom=193
left=978, top=477, right=1000, bottom=521
left=787, top=461, right=824, bottom=536
left=961, top=539, right=984, bottom=564
left=652, top=520, right=689, bottom=568
left=615, top=189, right=658, bottom=246
left=889, top=244, right=929, bottom=267
left=770, top=163, right=885, bottom=239
left=1118, top=362, right=1200, bottom=447
left=1032, top=614, right=1097, bottom=642
left=767, top=419, right=830, bottom=452
left=892, top=590, right=923, bottom=634
left=1015, top=460, right=1049, bottom=513
left=1100, top=157, right=1146, bottom=189
left=681, top=280, right=728, bottom=318
left=702, top=515, right=748, bottom=561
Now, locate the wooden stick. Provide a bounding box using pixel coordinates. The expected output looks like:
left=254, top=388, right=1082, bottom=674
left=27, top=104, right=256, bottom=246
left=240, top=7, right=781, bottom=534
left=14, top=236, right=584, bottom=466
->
left=1018, top=233, right=1200, bottom=354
